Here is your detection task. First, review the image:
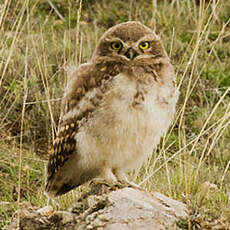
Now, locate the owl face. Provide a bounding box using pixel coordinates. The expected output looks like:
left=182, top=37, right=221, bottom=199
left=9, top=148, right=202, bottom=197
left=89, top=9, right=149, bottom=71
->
left=92, top=21, right=167, bottom=64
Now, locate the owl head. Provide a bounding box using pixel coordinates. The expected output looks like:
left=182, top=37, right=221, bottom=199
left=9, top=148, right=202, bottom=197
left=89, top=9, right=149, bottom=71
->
left=92, top=21, right=167, bottom=64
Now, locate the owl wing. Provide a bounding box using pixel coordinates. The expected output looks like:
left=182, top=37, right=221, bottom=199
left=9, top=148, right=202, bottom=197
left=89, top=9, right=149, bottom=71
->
left=46, top=62, right=117, bottom=188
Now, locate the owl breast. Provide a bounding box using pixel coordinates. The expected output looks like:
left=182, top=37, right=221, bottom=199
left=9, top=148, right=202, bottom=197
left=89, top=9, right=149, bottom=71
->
left=75, top=72, right=177, bottom=172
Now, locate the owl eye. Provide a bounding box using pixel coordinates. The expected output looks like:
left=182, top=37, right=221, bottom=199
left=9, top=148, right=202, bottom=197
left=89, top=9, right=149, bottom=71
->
left=111, top=41, right=122, bottom=50
left=139, top=41, right=150, bottom=50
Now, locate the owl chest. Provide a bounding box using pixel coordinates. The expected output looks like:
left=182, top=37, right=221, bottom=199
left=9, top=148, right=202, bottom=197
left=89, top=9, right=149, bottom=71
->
left=77, top=73, right=176, bottom=170
left=102, top=87, right=164, bottom=144
left=93, top=86, right=169, bottom=170
left=89, top=74, right=172, bottom=152
left=102, top=73, right=171, bottom=131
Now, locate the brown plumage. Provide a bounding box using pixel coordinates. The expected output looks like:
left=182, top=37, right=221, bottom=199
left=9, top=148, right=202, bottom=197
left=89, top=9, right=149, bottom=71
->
left=45, top=21, right=179, bottom=196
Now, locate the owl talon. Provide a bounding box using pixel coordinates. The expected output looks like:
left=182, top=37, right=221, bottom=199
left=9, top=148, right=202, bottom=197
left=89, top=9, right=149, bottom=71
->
left=90, top=179, right=124, bottom=191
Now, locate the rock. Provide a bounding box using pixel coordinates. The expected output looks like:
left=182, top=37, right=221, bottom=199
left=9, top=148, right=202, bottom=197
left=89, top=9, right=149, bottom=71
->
left=4, top=185, right=187, bottom=230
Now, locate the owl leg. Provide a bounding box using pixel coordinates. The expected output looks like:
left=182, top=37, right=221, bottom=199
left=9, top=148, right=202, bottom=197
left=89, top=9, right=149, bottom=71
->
left=99, top=167, right=117, bottom=182
left=90, top=167, right=120, bottom=189
left=113, top=169, right=139, bottom=189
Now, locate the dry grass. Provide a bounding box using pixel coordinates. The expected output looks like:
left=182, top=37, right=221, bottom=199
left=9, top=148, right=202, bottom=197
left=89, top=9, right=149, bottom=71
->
left=0, top=0, right=229, bottom=229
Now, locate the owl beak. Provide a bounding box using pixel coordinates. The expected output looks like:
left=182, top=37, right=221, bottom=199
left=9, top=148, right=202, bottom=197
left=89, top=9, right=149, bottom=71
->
left=124, top=48, right=138, bottom=60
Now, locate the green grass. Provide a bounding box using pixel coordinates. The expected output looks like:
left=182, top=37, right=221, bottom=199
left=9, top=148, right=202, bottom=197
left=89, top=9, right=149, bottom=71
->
left=0, top=0, right=230, bottom=229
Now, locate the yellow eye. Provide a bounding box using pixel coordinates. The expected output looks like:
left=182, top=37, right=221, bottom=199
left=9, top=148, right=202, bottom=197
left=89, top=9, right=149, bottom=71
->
left=139, top=41, right=150, bottom=50
left=111, top=42, right=122, bottom=50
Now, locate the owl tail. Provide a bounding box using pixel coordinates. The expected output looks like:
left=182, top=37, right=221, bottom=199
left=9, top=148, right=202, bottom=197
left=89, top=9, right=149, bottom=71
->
left=45, top=166, right=100, bottom=196
left=45, top=174, right=80, bottom=197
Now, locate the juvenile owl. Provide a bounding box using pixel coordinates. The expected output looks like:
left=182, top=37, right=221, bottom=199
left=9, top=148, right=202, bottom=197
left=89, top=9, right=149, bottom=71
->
left=45, top=21, right=178, bottom=196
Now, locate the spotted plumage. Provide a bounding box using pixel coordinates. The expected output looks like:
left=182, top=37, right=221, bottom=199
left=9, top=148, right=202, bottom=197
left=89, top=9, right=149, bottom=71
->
left=47, top=123, right=77, bottom=176
left=45, top=21, right=178, bottom=196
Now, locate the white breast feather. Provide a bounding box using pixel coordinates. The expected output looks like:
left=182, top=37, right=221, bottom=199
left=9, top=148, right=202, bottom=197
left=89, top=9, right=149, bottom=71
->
left=75, top=73, right=177, bottom=172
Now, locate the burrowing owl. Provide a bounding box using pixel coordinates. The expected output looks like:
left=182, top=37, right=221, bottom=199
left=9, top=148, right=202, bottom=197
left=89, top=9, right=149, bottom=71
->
left=45, top=21, right=178, bottom=196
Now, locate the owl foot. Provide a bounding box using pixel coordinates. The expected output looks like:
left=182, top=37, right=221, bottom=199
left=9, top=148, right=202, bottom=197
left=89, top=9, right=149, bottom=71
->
left=89, top=178, right=123, bottom=191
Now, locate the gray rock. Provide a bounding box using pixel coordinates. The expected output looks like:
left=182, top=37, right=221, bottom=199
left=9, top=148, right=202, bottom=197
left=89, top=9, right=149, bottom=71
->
left=4, top=186, right=187, bottom=230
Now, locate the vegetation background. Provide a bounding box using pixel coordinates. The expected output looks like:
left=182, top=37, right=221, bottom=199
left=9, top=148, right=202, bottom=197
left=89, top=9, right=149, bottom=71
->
left=0, top=0, right=229, bottom=229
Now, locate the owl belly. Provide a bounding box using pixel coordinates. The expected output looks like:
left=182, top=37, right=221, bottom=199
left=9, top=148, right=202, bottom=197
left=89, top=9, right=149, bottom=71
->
left=100, top=99, right=172, bottom=171
left=76, top=74, right=176, bottom=173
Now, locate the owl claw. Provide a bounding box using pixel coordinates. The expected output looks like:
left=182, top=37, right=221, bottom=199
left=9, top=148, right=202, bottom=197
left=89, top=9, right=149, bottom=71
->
left=90, top=178, right=126, bottom=191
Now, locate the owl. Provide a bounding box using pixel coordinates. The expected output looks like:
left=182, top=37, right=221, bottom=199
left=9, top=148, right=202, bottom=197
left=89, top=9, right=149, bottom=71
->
left=45, top=21, right=178, bottom=196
